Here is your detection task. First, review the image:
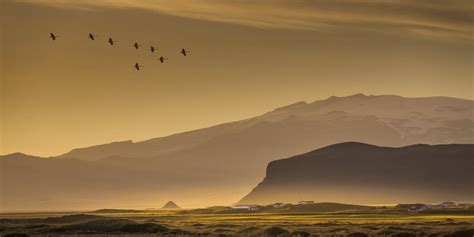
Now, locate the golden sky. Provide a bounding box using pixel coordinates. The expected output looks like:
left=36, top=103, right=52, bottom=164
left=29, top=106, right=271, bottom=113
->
left=1, top=0, right=473, bottom=156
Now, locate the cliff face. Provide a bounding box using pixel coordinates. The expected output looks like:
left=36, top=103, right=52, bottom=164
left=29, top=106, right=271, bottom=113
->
left=239, top=142, right=474, bottom=205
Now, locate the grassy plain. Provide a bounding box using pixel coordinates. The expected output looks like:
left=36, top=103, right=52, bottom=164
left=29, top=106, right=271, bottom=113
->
left=1, top=210, right=474, bottom=236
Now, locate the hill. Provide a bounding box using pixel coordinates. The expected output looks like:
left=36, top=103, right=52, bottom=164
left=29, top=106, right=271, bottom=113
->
left=239, top=142, right=474, bottom=205
left=161, top=201, right=180, bottom=209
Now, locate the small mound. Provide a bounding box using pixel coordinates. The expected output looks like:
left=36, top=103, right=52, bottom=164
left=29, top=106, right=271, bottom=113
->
left=326, top=227, right=349, bottom=233
left=436, top=221, right=470, bottom=226
left=237, top=226, right=260, bottom=234
left=213, top=228, right=234, bottom=233
left=377, top=229, right=396, bottom=235
left=192, top=223, right=206, bottom=227
left=37, top=214, right=105, bottom=224
left=290, top=230, right=311, bottom=237
left=361, top=225, right=379, bottom=230
left=384, top=226, right=417, bottom=232
left=215, top=234, right=231, bottom=237
left=214, top=223, right=240, bottom=228
left=347, top=232, right=369, bottom=237
left=45, top=218, right=168, bottom=234
left=47, top=219, right=134, bottom=233
left=451, top=229, right=474, bottom=237
left=262, top=226, right=289, bottom=237
left=4, top=234, right=30, bottom=237
left=0, top=219, right=23, bottom=224
left=313, top=222, right=340, bottom=227
left=391, top=232, right=416, bottom=237
left=166, top=229, right=192, bottom=235
left=161, top=201, right=180, bottom=209
left=91, top=209, right=143, bottom=214
left=118, top=222, right=168, bottom=233
left=22, top=224, right=49, bottom=229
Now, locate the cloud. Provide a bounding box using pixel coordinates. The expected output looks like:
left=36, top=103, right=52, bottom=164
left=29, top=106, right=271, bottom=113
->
left=14, top=0, right=474, bottom=40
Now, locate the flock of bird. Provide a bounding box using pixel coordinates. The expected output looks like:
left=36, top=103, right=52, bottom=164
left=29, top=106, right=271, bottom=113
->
left=49, top=32, right=189, bottom=71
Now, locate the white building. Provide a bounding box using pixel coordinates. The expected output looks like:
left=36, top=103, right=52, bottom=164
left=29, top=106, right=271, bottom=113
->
left=427, top=204, right=445, bottom=210
left=298, top=201, right=314, bottom=205
left=230, top=205, right=260, bottom=211
left=442, top=202, right=457, bottom=208
left=272, top=202, right=286, bottom=208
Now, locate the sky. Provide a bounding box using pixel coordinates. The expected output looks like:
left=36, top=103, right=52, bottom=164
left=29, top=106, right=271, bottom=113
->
left=1, top=0, right=473, bottom=157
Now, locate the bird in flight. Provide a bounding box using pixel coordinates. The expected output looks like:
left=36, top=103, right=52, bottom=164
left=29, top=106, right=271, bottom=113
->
left=159, top=56, right=168, bottom=63
left=134, top=63, right=143, bottom=71
left=133, top=42, right=142, bottom=50
left=150, top=46, right=156, bottom=53
left=49, top=33, right=59, bottom=40
left=180, top=48, right=189, bottom=56
left=108, top=37, right=116, bottom=46
left=88, top=33, right=98, bottom=40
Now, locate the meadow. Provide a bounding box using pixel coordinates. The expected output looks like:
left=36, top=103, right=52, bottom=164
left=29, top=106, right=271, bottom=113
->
left=1, top=209, right=474, bottom=236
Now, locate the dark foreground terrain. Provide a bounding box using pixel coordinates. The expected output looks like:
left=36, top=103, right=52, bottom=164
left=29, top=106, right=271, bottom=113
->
left=1, top=209, right=473, bottom=237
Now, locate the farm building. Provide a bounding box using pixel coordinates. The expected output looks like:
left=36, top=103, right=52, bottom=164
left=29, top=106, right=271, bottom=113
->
left=396, top=204, right=428, bottom=212
left=230, top=205, right=261, bottom=211
left=442, top=202, right=457, bottom=208
left=272, top=202, right=287, bottom=208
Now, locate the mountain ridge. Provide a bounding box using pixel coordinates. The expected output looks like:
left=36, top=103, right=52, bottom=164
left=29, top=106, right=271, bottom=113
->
left=56, top=93, right=473, bottom=161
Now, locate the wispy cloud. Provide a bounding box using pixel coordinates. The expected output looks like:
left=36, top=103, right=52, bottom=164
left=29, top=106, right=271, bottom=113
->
left=14, top=0, right=474, bottom=40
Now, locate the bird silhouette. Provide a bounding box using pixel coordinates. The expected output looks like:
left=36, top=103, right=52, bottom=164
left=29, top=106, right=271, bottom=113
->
left=49, top=33, right=59, bottom=40
left=133, top=42, right=142, bottom=50
left=180, top=48, right=189, bottom=56
left=88, top=33, right=98, bottom=40
left=134, top=63, right=143, bottom=71
left=159, top=56, right=168, bottom=63
left=47, top=31, right=193, bottom=71
left=107, top=37, right=117, bottom=46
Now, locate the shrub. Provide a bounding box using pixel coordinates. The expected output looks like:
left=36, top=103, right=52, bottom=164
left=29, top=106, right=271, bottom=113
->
left=263, top=226, right=289, bottom=236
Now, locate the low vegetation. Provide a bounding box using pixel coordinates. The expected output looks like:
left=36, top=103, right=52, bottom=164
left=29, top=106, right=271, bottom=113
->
left=1, top=209, right=474, bottom=236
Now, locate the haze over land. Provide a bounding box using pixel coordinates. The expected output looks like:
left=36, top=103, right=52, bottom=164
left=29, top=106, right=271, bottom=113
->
left=1, top=94, right=473, bottom=211
left=1, top=0, right=473, bottom=214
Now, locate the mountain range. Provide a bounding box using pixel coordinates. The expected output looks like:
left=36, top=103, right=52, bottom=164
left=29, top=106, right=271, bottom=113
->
left=1, top=94, right=473, bottom=211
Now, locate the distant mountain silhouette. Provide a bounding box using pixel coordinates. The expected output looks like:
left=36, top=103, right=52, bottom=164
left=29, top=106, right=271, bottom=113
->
left=2, top=94, right=473, bottom=211
left=59, top=94, right=473, bottom=161
left=161, top=201, right=180, bottom=209
left=239, top=142, right=474, bottom=205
